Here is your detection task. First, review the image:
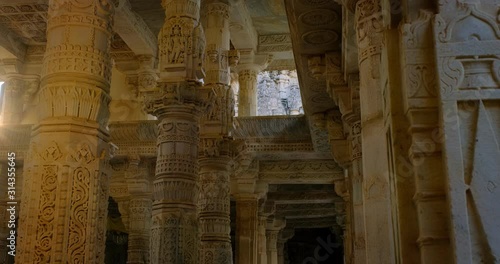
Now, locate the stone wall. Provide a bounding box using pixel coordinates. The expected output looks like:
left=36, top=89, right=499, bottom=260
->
left=257, top=70, right=303, bottom=116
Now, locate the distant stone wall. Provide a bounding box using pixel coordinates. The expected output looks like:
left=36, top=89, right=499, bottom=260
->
left=257, top=70, right=303, bottom=116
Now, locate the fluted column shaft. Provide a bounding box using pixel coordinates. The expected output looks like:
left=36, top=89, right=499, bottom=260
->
left=237, top=67, right=259, bottom=116
left=16, top=0, right=114, bottom=263
left=354, top=0, right=395, bottom=263
left=235, top=195, right=259, bottom=264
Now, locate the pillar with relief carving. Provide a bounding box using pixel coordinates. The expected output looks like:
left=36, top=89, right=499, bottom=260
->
left=343, top=76, right=367, bottom=264
left=352, top=0, right=395, bottom=262
left=197, top=1, right=234, bottom=263
left=144, top=0, right=206, bottom=263
left=15, top=0, right=115, bottom=262
left=125, top=157, right=152, bottom=264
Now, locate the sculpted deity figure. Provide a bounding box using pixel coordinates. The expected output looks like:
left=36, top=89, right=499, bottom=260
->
left=169, top=25, right=185, bottom=64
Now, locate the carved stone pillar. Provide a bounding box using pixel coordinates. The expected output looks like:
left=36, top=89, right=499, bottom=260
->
left=345, top=113, right=367, bottom=264
left=15, top=0, right=114, bottom=263
left=145, top=0, right=205, bottom=263
left=354, top=0, right=395, bottom=262
left=126, top=157, right=152, bottom=264
left=197, top=2, right=234, bottom=263
left=237, top=66, right=259, bottom=117
left=198, top=141, right=233, bottom=264
left=146, top=96, right=202, bottom=264
left=235, top=194, right=259, bottom=264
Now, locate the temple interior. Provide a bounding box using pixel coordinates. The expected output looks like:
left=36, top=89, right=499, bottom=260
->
left=0, top=0, right=499, bottom=263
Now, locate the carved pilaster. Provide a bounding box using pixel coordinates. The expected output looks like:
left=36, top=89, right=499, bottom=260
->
left=433, top=2, right=500, bottom=263
left=16, top=1, right=114, bottom=263
left=235, top=194, right=259, bottom=264
left=354, top=0, right=395, bottom=263
left=400, top=10, right=450, bottom=263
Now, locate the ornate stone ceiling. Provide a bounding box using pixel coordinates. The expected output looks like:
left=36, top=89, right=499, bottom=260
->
left=285, top=0, right=341, bottom=115
left=0, top=3, right=47, bottom=45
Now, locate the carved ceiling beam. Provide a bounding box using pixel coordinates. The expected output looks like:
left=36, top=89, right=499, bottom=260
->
left=228, top=0, right=259, bottom=51
left=259, top=160, right=343, bottom=184
left=258, top=34, right=292, bottom=54
left=0, top=25, right=27, bottom=62
left=114, top=0, right=158, bottom=57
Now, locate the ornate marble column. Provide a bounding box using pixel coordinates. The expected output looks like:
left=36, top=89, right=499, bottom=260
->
left=354, top=0, right=395, bottom=262
left=197, top=2, right=234, bottom=263
left=198, top=150, right=232, bottom=264
left=15, top=0, right=114, bottom=262
left=144, top=0, right=206, bottom=263
left=237, top=66, right=259, bottom=116
left=125, top=157, right=152, bottom=264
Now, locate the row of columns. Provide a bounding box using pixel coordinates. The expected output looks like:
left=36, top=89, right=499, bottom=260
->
left=7, top=0, right=284, bottom=263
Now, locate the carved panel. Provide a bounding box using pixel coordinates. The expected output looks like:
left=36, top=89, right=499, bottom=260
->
left=434, top=3, right=500, bottom=263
